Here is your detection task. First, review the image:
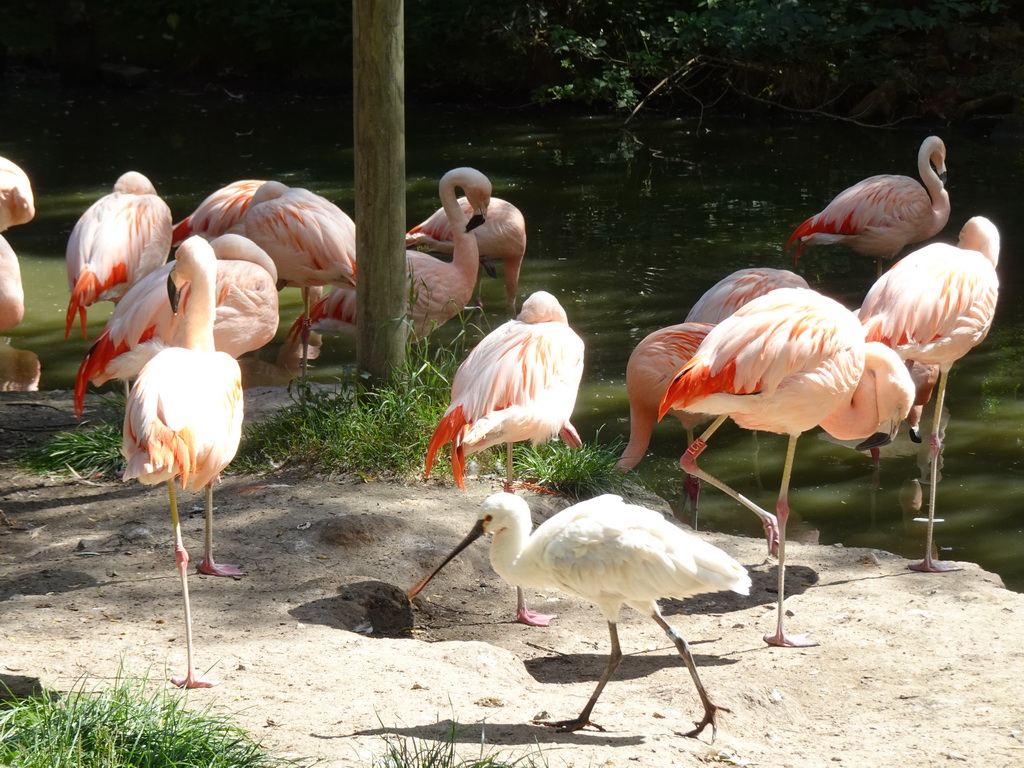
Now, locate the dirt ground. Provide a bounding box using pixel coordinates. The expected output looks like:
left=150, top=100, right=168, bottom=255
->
left=1, top=389, right=1022, bottom=768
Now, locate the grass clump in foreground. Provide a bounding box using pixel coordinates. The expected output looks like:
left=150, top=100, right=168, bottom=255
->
left=375, top=719, right=550, bottom=768
left=0, top=672, right=309, bottom=768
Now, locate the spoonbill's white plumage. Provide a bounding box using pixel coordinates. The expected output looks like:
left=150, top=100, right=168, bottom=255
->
left=408, top=492, right=751, bottom=738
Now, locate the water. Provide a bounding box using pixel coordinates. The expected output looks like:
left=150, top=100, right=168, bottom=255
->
left=2, top=80, right=1022, bottom=589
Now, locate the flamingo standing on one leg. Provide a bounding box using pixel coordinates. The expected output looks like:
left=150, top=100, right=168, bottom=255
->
left=424, top=290, right=585, bottom=626
left=242, top=180, right=356, bottom=374
left=296, top=166, right=491, bottom=341
left=659, top=287, right=914, bottom=647
left=785, top=136, right=949, bottom=274
left=171, top=179, right=266, bottom=245
left=74, top=234, right=279, bottom=422
left=407, top=193, right=525, bottom=314
left=858, top=216, right=1000, bottom=573
left=121, top=236, right=245, bottom=688
left=65, top=171, right=173, bottom=339
left=408, top=492, right=751, bottom=738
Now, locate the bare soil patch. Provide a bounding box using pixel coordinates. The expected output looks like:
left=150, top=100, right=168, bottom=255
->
left=1, top=390, right=1022, bottom=767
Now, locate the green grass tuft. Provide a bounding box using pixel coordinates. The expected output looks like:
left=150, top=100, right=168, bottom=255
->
left=512, top=431, right=636, bottom=500
left=21, top=331, right=637, bottom=501
left=21, top=420, right=125, bottom=479
left=0, top=671, right=310, bottom=768
left=373, top=719, right=549, bottom=768
left=234, top=335, right=465, bottom=478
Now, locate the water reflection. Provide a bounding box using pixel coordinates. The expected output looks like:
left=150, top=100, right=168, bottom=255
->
left=0, top=339, right=40, bottom=391
left=1, top=80, right=1022, bottom=589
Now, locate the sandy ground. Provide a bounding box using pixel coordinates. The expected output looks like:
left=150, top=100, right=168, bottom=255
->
left=1, top=389, right=1023, bottom=767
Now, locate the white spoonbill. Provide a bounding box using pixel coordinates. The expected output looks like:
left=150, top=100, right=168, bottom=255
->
left=121, top=236, right=244, bottom=688
left=408, top=492, right=751, bottom=738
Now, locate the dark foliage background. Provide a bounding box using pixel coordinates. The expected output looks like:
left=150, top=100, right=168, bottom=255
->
left=2, top=1, right=1023, bottom=123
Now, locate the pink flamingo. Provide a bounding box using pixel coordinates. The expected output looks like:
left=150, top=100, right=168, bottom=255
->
left=74, top=234, right=279, bottom=419
left=65, top=171, right=173, bottom=339
left=0, top=157, right=35, bottom=232
left=121, top=236, right=245, bottom=688
left=296, top=167, right=491, bottom=342
left=424, top=290, right=585, bottom=626
left=684, top=267, right=809, bottom=324
left=617, top=322, right=713, bottom=519
left=407, top=194, right=525, bottom=314
left=786, top=136, right=949, bottom=271
left=858, top=216, right=999, bottom=573
left=0, top=157, right=34, bottom=331
left=242, top=180, right=355, bottom=373
left=619, top=268, right=809, bottom=517
left=660, top=287, right=914, bottom=647
left=171, top=179, right=266, bottom=245
left=0, top=236, right=25, bottom=332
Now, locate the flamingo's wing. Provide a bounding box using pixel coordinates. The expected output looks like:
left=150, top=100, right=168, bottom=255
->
left=172, top=179, right=266, bottom=245
left=663, top=289, right=862, bottom=412
left=859, top=246, right=999, bottom=355
left=244, top=190, right=356, bottom=288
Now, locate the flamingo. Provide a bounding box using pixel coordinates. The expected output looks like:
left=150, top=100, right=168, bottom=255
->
left=0, top=158, right=34, bottom=330
left=407, top=194, right=526, bottom=314
left=171, top=179, right=266, bottom=245
left=619, top=268, right=810, bottom=516
left=684, top=267, right=809, bottom=324
left=617, top=322, right=713, bottom=518
left=659, top=287, right=914, bottom=647
left=121, top=236, right=245, bottom=688
left=74, top=234, right=279, bottom=418
left=296, top=166, right=492, bottom=342
left=408, top=492, right=751, bottom=738
left=65, top=171, right=173, bottom=339
left=424, top=289, right=584, bottom=627
left=0, top=156, right=35, bottom=232
left=0, top=235, right=25, bottom=332
left=858, top=216, right=1000, bottom=573
left=785, top=136, right=949, bottom=272
left=242, top=180, right=356, bottom=373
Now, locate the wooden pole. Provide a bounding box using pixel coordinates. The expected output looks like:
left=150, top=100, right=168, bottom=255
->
left=353, top=0, right=407, bottom=383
